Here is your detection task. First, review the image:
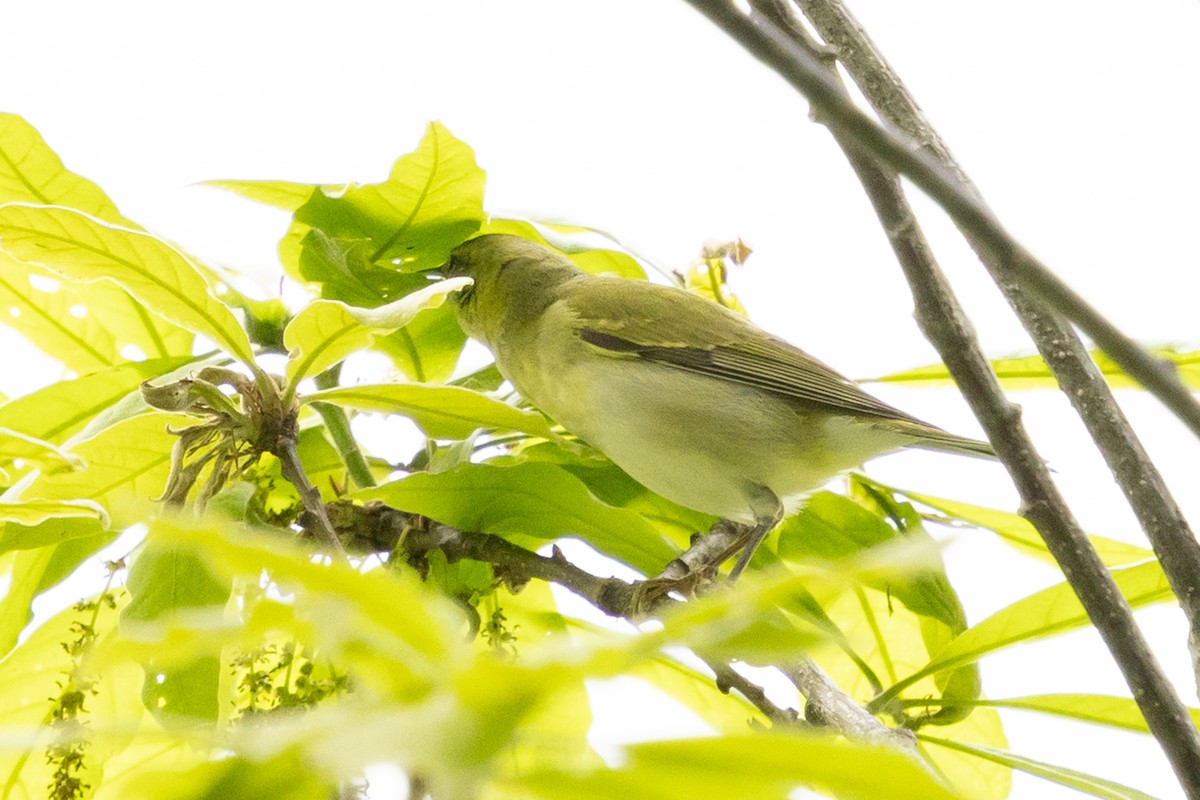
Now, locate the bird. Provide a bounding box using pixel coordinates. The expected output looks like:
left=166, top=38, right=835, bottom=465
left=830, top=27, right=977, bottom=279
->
left=444, top=234, right=994, bottom=578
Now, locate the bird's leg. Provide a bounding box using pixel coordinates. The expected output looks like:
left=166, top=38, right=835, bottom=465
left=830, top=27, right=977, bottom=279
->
left=727, top=484, right=784, bottom=581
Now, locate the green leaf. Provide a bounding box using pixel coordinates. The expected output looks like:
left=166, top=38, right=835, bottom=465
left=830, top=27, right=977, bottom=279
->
left=505, top=731, right=965, bottom=800
left=877, top=560, right=1172, bottom=706
left=118, top=750, right=331, bottom=800
left=869, top=347, right=1200, bottom=391
left=122, top=538, right=232, bottom=725
left=374, top=301, right=468, bottom=383
left=0, top=203, right=254, bottom=365
left=0, top=513, right=107, bottom=551
left=0, top=498, right=106, bottom=527
left=865, top=480, right=1154, bottom=568
left=282, top=276, right=470, bottom=387
left=307, top=383, right=555, bottom=441
left=779, top=492, right=966, bottom=630
left=0, top=115, right=191, bottom=370
left=21, top=412, right=185, bottom=521
left=483, top=217, right=647, bottom=278
left=359, top=461, right=678, bottom=573
left=202, top=179, right=336, bottom=211
left=0, top=112, right=132, bottom=223
left=920, top=735, right=1158, bottom=800
left=0, top=356, right=194, bottom=444
left=0, top=426, right=81, bottom=472
left=294, top=121, right=485, bottom=274
left=902, top=693, right=1200, bottom=735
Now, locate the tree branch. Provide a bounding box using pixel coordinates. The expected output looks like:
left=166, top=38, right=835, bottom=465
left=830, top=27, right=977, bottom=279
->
left=324, top=501, right=916, bottom=741
left=682, top=0, right=1200, bottom=443
left=679, top=1, right=1200, bottom=793
left=793, top=0, right=1200, bottom=693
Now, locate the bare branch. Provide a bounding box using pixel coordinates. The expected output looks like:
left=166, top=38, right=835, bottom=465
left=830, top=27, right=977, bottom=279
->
left=678, top=1, right=1200, bottom=792
left=682, top=0, right=1200, bottom=442
left=794, top=0, right=1200, bottom=681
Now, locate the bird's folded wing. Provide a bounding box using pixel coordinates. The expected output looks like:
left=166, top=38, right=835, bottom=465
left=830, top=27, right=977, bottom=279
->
left=577, top=326, right=925, bottom=424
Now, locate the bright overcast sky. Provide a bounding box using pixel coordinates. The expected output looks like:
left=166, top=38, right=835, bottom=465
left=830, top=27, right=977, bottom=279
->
left=2, top=2, right=1199, bottom=798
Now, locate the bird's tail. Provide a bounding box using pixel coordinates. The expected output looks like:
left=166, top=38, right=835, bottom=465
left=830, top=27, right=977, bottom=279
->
left=896, top=422, right=998, bottom=460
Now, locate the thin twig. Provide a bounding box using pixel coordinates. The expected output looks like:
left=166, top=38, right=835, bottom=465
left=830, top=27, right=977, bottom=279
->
left=682, top=0, right=1200, bottom=442
left=793, top=0, right=1200, bottom=691
left=324, top=501, right=895, bottom=738
left=679, top=1, right=1200, bottom=793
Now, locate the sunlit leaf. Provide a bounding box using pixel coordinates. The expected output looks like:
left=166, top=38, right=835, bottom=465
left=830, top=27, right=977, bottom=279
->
left=878, top=561, right=1171, bottom=706
left=202, top=179, right=335, bottom=211
left=0, top=498, right=106, bottom=527
left=901, top=693, right=1200, bottom=735
left=0, top=204, right=254, bottom=365
left=359, top=461, right=678, bottom=573
left=294, top=120, right=485, bottom=277
left=307, top=383, right=555, bottom=441
left=21, top=412, right=186, bottom=519
left=867, top=480, right=1154, bottom=568
left=0, top=112, right=131, bottom=223
left=502, top=731, right=965, bottom=800
left=0, top=114, right=191, bottom=370
left=0, top=356, right=194, bottom=444
left=122, top=539, right=231, bottom=725
left=0, top=426, right=81, bottom=472
left=869, top=347, right=1200, bottom=392
left=282, top=276, right=470, bottom=386
left=482, top=218, right=647, bottom=278
left=920, top=735, right=1158, bottom=800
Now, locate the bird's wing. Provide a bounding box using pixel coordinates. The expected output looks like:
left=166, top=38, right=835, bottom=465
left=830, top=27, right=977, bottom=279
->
left=565, top=277, right=927, bottom=424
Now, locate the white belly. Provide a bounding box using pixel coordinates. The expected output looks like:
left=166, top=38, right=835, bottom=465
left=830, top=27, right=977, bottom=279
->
left=505, top=336, right=909, bottom=522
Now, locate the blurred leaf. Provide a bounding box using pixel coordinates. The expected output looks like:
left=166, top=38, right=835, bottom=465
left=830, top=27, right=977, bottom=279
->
left=282, top=276, right=470, bottom=386
left=122, top=539, right=232, bottom=725
left=0, top=513, right=107, bottom=552
left=0, top=204, right=254, bottom=365
left=308, top=383, right=555, bottom=441
left=778, top=492, right=965, bottom=630
left=359, top=461, right=677, bottom=573
left=0, top=588, right=141, bottom=794
left=903, top=693, right=1200, bottom=735
left=503, top=731, right=965, bottom=800
left=0, top=498, right=106, bottom=528
left=864, top=480, right=1154, bottom=568
left=869, top=347, right=1200, bottom=391
left=118, top=749, right=331, bottom=800
left=0, top=356, right=193, bottom=444
left=920, top=735, right=1157, bottom=800
left=878, top=560, right=1171, bottom=706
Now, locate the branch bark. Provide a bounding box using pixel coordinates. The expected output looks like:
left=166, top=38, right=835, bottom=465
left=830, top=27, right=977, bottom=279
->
left=683, top=0, right=1200, bottom=442
left=794, top=0, right=1200, bottom=695
left=324, top=501, right=918, bottom=743
left=682, top=1, right=1200, bottom=794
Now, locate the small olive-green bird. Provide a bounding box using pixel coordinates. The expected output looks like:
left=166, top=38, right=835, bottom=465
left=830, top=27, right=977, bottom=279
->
left=446, top=234, right=995, bottom=577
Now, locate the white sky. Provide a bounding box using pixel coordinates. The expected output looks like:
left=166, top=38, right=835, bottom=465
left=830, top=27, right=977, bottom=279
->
left=2, top=2, right=1199, bottom=798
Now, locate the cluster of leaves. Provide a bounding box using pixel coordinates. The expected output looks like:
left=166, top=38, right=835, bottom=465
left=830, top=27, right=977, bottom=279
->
left=0, top=111, right=1188, bottom=800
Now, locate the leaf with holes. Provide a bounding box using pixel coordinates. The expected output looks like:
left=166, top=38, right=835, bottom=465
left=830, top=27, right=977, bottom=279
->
left=0, top=203, right=254, bottom=365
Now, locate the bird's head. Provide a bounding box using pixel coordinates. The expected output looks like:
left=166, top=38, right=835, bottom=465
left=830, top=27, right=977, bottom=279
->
left=442, top=234, right=582, bottom=346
